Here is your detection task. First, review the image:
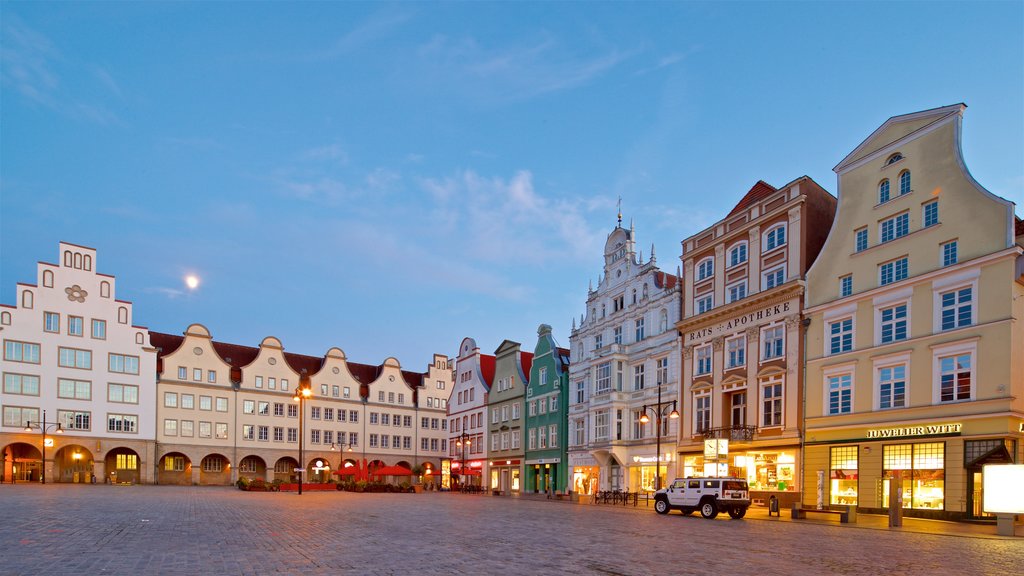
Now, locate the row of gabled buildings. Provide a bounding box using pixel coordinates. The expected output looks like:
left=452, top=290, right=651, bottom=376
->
left=560, top=104, right=1023, bottom=521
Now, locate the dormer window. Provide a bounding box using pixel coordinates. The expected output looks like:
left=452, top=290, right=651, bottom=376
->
left=886, top=153, right=904, bottom=165
left=697, top=257, right=714, bottom=281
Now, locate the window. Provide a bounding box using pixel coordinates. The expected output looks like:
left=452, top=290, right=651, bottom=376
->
left=116, top=454, right=138, bottom=470
left=923, top=201, right=938, bottom=227
left=879, top=179, right=891, bottom=204
left=258, top=401, right=269, bottom=416
left=4, top=341, right=40, bottom=364
left=3, top=406, right=39, bottom=427
left=882, top=443, right=944, bottom=510
left=58, top=378, right=92, bottom=400
left=830, top=446, right=859, bottom=506
left=635, top=317, right=645, bottom=341
left=655, top=356, right=671, bottom=383
left=827, top=374, right=852, bottom=415
left=764, top=225, right=786, bottom=251
left=181, top=421, right=194, bottom=437
left=324, top=408, right=334, bottom=421
left=595, top=362, right=611, bottom=394
left=107, top=414, right=138, bottom=433
left=697, top=258, right=714, bottom=280
left=549, top=424, right=558, bottom=447
left=762, top=326, right=784, bottom=360
left=726, top=337, right=745, bottom=369
left=89, top=318, right=106, bottom=339
left=886, top=153, right=903, bottom=165
left=68, top=316, right=83, bottom=336
left=192, top=368, right=202, bottom=381
left=840, top=275, right=852, bottom=298
left=199, top=422, right=212, bottom=438
left=181, top=394, right=194, bottom=409
left=44, top=312, right=60, bottom=333
left=311, top=429, right=321, bottom=444
left=575, top=379, right=585, bottom=403
left=727, top=281, right=747, bottom=303
left=549, top=395, right=557, bottom=412
left=57, top=410, right=90, bottom=431
left=878, top=364, right=907, bottom=409
left=763, top=267, right=784, bottom=290
left=696, top=294, right=713, bottom=314
left=879, top=303, right=908, bottom=344
left=58, top=347, right=92, bottom=369
left=695, top=346, right=712, bottom=376
left=108, top=383, right=139, bottom=404
left=202, top=456, right=224, bottom=473
left=574, top=419, right=586, bottom=446
left=829, top=318, right=853, bottom=354
left=879, top=257, right=908, bottom=286
left=633, top=410, right=647, bottom=440
left=730, top=392, right=746, bottom=427
left=612, top=326, right=622, bottom=345
left=538, top=399, right=546, bottom=415
left=540, top=366, right=548, bottom=386
left=287, top=427, right=297, bottom=442
left=109, top=354, right=139, bottom=374
left=942, top=241, right=958, bottom=267
left=216, top=397, right=229, bottom=412
left=940, top=287, right=972, bottom=330
left=4, top=373, right=40, bottom=396
left=594, top=410, right=609, bottom=440
left=632, top=364, right=645, bottom=391
left=199, top=396, right=212, bottom=411
left=939, top=353, right=972, bottom=402
left=761, top=374, right=783, bottom=427
left=594, top=334, right=602, bottom=350
left=855, top=228, right=868, bottom=252
left=178, top=367, right=187, bottom=380
left=165, top=419, right=178, bottom=436
left=312, top=406, right=322, bottom=420
left=695, top=394, right=711, bottom=432
left=164, top=392, right=178, bottom=408
left=880, top=213, right=909, bottom=243
left=899, top=170, right=911, bottom=195
left=528, top=428, right=536, bottom=450
left=208, top=370, right=216, bottom=383
left=728, top=243, right=747, bottom=267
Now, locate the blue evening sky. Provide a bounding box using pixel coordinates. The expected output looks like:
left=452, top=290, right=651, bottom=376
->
left=2, top=2, right=1022, bottom=370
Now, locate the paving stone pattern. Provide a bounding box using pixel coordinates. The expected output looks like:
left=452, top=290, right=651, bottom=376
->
left=0, top=485, right=1020, bottom=575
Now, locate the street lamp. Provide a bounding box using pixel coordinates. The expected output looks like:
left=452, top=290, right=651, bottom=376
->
left=24, top=409, right=62, bottom=484
left=293, top=371, right=312, bottom=495
left=639, top=385, right=679, bottom=492
left=455, top=431, right=472, bottom=490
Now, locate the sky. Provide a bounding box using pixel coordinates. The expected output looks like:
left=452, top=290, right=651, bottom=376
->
left=2, top=2, right=1022, bottom=371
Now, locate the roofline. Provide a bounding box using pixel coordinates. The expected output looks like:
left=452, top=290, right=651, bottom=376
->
left=59, top=241, right=98, bottom=251
left=833, top=103, right=965, bottom=173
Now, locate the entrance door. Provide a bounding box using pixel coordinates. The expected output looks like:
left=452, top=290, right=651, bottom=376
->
left=501, top=469, right=508, bottom=493
left=968, top=470, right=995, bottom=519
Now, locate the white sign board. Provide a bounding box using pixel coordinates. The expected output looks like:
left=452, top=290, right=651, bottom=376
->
left=983, top=464, right=1024, bottom=514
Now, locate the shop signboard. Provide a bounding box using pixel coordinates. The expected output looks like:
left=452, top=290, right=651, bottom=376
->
left=704, top=439, right=728, bottom=461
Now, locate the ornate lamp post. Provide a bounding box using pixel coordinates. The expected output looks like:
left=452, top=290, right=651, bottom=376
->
left=24, top=410, right=62, bottom=484
left=292, top=372, right=312, bottom=495
left=639, top=385, right=679, bottom=491
left=455, top=432, right=472, bottom=490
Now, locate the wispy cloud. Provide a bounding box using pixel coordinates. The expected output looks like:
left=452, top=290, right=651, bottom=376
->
left=414, top=33, right=637, bottom=102
left=1, top=14, right=122, bottom=125
left=634, top=45, right=701, bottom=76
left=302, top=143, right=349, bottom=165
left=304, top=9, right=414, bottom=60
left=145, top=286, right=187, bottom=300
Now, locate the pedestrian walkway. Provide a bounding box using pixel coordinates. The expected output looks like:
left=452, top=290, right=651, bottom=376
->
left=573, top=491, right=1021, bottom=539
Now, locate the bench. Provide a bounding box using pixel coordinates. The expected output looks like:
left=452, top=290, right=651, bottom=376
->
left=791, top=503, right=856, bottom=523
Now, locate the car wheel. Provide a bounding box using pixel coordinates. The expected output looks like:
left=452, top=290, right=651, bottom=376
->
left=700, top=500, right=718, bottom=519
left=728, top=507, right=747, bottom=519
left=655, top=498, right=671, bottom=514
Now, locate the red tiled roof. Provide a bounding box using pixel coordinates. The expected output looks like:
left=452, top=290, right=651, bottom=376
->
left=653, top=271, right=679, bottom=289
left=520, top=352, right=534, bottom=379
left=283, top=352, right=323, bottom=377
left=150, top=331, right=185, bottom=357
left=727, top=180, right=777, bottom=217
left=401, top=370, right=423, bottom=389
left=479, top=354, right=496, bottom=389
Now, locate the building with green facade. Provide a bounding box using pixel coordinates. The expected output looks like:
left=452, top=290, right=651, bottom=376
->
left=487, top=340, right=532, bottom=495
left=524, top=324, right=570, bottom=494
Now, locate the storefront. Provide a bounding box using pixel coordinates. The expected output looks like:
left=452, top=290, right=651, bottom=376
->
left=681, top=445, right=800, bottom=506
left=569, top=453, right=599, bottom=495
left=628, top=454, right=674, bottom=492
left=488, top=459, right=521, bottom=494
left=452, top=459, right=484, bottom=488
left=806, top=419, right=1022, bottom=521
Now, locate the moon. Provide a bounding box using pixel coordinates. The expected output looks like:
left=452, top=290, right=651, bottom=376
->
left=185, top=275, right=200, bottom=290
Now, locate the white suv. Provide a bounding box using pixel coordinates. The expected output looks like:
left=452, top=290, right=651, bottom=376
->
left=654, top=477, right=751, bottom=519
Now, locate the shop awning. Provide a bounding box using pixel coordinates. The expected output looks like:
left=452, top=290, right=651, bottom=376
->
left=372, top=465, right=413, bottom=476
left=966, top=445, right=1013, bottom=468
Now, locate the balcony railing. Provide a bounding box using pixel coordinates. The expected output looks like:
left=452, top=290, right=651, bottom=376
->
left=701, top=425, right=757, bottom=441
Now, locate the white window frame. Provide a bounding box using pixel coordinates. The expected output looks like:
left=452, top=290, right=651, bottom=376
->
left=931, top=271, right=979, bottom=334
left=761, top=324, right=785, bottom=361
left=872, top=289, right=912, bottom=347
left=872, top=352, right=910, bottom=411
left=822, top=363, right=856, bottom=417
left=693, top=391, right=711, bottom=434
left=696, top=293, right=713, bottom=314
left=726, top=336, right=746, bottom=369
left=727, top=241, right=748, bottom=268
left=696, top=257, right=714, bottom=281
left=941, top=240, right=958, bottom=267
left=762, top=223, right=786, bottom=252
left=759, top=373, right=784, bottom=428
left=694, top=345, right=712, bottom=376
left=727, top=280, right=747, bottom=303
left=762, top=266, right=785, bottom=290
left=931, top=339, right=977, bottom=405
left=840, top=275, right=853, bottom=298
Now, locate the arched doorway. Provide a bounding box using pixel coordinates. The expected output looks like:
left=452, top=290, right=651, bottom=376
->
left=274, top=457, right=299, bottom=483
left=420, top=461, right=438, bottom=489
left=158, top=452, right=192, bottom=485
left=105, top=448, right=140, bottom=484
left=199, top=454, right=231, bottom=485
left=307, top=457, right=331, bottom=484
left=53, top=445, right=95, bottom=483
left=339, top=458, right=359, bottom=481
left=2, top=443, right=41, bottom=483
left=238, top=455, right=267, bottom=481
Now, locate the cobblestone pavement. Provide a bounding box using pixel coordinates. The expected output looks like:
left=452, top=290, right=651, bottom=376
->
left=1, top=485, right=1021, bottom=575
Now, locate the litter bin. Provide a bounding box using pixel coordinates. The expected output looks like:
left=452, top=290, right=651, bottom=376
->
left=768, top=495, right=780, bottom=517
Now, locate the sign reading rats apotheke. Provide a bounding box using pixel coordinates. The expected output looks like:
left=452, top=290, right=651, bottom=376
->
left=687, top=301, right=793, bottom=343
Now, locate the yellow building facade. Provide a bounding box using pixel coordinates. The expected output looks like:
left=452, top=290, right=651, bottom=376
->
left=803, top=104, right=1024, bottom=521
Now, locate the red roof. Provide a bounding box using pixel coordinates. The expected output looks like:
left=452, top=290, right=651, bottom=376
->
left=653, top=271, right=679, bottom=289
left=520, top=352, right=534, bottom=380
left=479, top=354, right=496, bottom=389
left=1015, top=217, right=1023, bottom=237
left=727, top=180, right=777, bottom=217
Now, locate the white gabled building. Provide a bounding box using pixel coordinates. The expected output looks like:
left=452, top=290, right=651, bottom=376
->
left=1, top=241, right=157, bottom=484
left=448, top=337, right=494, bottom=489
left=568, top=218, right=682, bottom=494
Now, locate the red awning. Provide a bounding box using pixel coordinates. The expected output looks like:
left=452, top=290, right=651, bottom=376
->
left=455, top=468, right=481, bottom=476
left=372, top=465, right=413, bottom=476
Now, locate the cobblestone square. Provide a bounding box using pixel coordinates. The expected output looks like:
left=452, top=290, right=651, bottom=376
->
left=0, top=485, right=1020, bottom=575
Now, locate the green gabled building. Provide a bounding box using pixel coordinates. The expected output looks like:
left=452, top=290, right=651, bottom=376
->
left=524, top=324, right=571, bottom=494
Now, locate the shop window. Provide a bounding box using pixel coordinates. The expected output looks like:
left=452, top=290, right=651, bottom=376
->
left=882, top=442, right=944, bottom=510
left=830, top=446, right=859, bottom=505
